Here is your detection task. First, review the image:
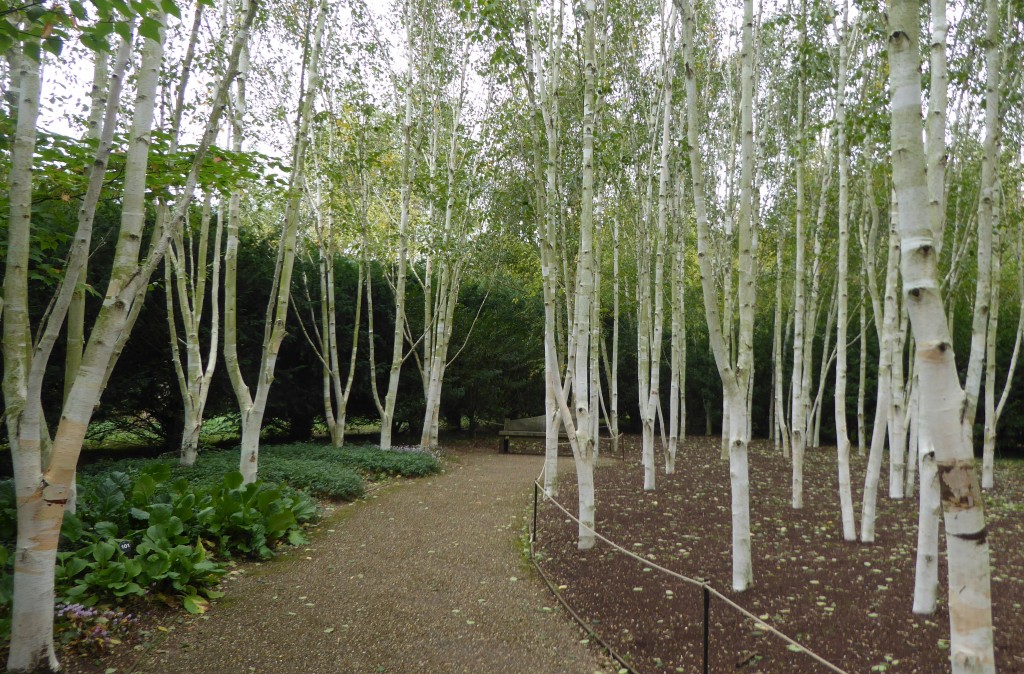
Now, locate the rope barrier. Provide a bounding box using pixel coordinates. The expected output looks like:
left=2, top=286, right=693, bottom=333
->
left=533, top=480, right=852, bottom=674
left=528, top=523, right=643, bottom=674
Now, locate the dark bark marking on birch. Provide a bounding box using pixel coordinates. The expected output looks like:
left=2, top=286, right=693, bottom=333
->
left=951, top=527, right=988, bottom=545
left=938, top=462, right=982, bottom=510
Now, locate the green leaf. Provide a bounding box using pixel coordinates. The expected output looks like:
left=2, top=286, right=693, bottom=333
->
left=22, top=40, right=41, bottom=62
left=223, top=472, right=244, bottom=490
left=93, top=541, right=117, bottom=563
left=266, top=510, right=295, bottom=536
left=61, top=511, right=85, bottom=542
left=42, top=36, right=63, bottom=56
left=94, top=521, right=119, bottom=538
left=138, top=16, right=163, bottom=42
left=63, top=556, right=90, bottom=577
left=182, top=594, right=209, bottom=614
left=160, top=0, right=180, bottom=18
left=131, top=474, right=156, bottom=504
left=147, top=503, right=173, bottom=525
left=112, top=20, right=132, bottom=43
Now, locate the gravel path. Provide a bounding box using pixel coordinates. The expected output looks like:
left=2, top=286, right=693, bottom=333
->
left=138, top=448, right=610, bottom=674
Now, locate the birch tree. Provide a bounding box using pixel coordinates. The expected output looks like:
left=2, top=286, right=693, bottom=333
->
left=3, top=4, right=254, bottom=668
left=415, top=24, right=489, bottom=450
left=639, top=5, right=676, bottom=490
left=375, top=0, right=431, bottom=449
left=676, top=0, right=757, bottom=591
left=789, top=0, right=809, bottom=508
left=164, top=3, right=220, bottom=466
left=299, top=105, right=367, bottom=449
left=223, top=0, right=327, bottom=483
left=887, top=1, right=994, bottom=669
left=166, top=192, right=222, bottom=465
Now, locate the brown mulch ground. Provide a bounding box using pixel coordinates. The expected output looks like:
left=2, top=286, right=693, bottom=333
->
left=58, top=443, right=614, bottom=674
left=535, top=434, right=1024, bottom=674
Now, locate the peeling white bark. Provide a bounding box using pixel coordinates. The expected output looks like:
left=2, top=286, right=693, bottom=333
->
left=887, top=2, right=995, bottom=668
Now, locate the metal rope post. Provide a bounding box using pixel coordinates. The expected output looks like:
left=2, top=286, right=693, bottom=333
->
left=532, top=481, right=539, bottom=543
left=703, top=584, right=711, bottom=674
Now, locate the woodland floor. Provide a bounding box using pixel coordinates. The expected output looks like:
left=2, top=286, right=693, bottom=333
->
left=57, top=440, right=614, bottom=674
left=535, top=435, right=1024, bottom=674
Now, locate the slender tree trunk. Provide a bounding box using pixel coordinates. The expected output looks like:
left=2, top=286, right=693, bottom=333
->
left=167, top=192, right=221, bottom=466
left=861, top=194, right=900, bottom=542
left=612, top=214, right=621, bottom=456
left=676, top=0, right=755, bottom=592
left=833, top=0, right=855, bottom=539
left=913, top=360, right=940, bottom=614
left=668, top=178, right=686, bottom=473
left=790, top=0, right=809, bottom=507
left=905, top=374, right=919, bottom=495
left=889, top=303, right=908, bottom=498
left=984, top=217, right=1024, bottom=489
left=4, top=39, right=57, bottom=674
left=888, top=3, right=994, bottom=668
left=976, top=0, right=1002, bottom=490
left=642, top=18, right=676, bottom=489
left=6, top=7, right=251, bottom=667
left=226, top=0, right=326, bottom=482
left=858, top=276, right=868, bottom=456
left=810, top=284, right=837, bottom=448
left=381, top=0, right=426, bottom=449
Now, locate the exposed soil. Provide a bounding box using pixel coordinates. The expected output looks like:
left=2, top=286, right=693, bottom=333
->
left=535, top=435, right=1024, bottom=674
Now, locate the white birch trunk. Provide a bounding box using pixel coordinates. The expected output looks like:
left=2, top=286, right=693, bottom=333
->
left=858, top=278, right=868, bottom=456
left=905, top=375, right=919, bottom=495
left=676, top=0, right=755, bottom=591
left=3, top=40, right=58, bottom=674
left=835, top=28, right=851, bottom=524
left=976, top=0, right=1002, bottom=491
left=983, top=218, right=1024, bottom=490
left=790, top=0, right=809, bottom=507
left=861, top=194, right=900, bottom=542
left=913, top=400, right=941, bottom=615
left=167, top=192, right=221, bottom=466
left=230, top=0, right=327, bottom=482
left=833, top=0, right=855, bottom=539
left=888, top=2, right=995, bottom=668
left=380, top=0, right=422, bottom=449
left=889, top=304, right=908, bottom=498
left=668, top=179, right=686, bottom=473
left=6, top=8, right=252, bottom=667
left=611, top=214, right=621, bottom=457
left=642, top=18, right=676, bottom=490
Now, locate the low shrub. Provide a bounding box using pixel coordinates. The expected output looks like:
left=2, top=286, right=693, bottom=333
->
left=263, top=444, right=442, bottom=479
left=197, top=472, right=315, bottom=559
left=257, top=459, right=364, bottom=500
left=339, top=446, right=441, bottom=478
left=1, top=465, right=318, bottom=633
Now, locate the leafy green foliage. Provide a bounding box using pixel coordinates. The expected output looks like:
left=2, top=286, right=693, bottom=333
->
left=0, top=462, right=318, bottom=629
left=257, top=460, right=364, bottom=500
left=262, top=443, right=442, bottom=480
left=196, top=472, right=313, bottom=559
